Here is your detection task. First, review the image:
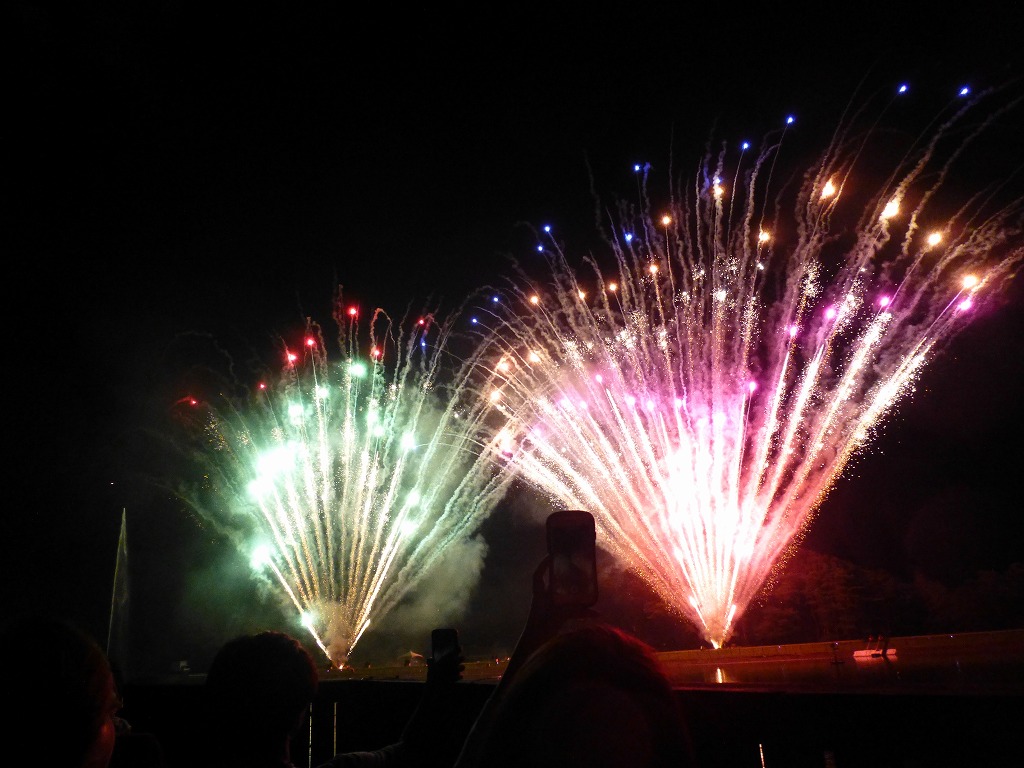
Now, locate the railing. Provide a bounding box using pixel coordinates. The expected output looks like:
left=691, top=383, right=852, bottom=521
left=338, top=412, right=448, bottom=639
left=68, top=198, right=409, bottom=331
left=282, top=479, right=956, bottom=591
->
left=121, top=629, right=1024, bottom=767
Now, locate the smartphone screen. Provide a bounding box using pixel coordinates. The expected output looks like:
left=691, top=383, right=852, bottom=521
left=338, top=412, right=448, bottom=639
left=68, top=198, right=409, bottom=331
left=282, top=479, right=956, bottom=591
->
left=546, top=510, right=598, bottom=607
left=431, top=627, right=460, bottom=662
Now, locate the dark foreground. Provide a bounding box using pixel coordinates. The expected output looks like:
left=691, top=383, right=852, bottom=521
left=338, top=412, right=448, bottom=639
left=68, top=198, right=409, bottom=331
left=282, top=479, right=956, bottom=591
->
left=120, top=630, right=1024, bottom=767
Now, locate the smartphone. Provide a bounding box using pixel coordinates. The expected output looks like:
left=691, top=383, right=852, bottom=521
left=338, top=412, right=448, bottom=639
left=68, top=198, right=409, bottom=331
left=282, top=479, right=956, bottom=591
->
left=546, top=510, right=598, bottom=607
left=431, top=627, right=460, bottom=663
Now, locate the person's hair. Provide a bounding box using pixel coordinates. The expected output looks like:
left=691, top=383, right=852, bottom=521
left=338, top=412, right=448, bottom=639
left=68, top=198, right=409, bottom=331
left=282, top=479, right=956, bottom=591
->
left=473, top=622, right=696, bottom=768
left=1, top=613, right=116, bottom=766
left=204, top=630, right=319, bottom=742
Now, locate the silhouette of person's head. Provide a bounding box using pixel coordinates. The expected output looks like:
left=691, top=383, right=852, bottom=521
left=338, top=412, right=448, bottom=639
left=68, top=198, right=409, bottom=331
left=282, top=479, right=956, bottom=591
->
left=1, top=613, right=121, bottom=768
left=468, top=621, right=695, bottom=768
left=203, top=630, right=319, bottom=763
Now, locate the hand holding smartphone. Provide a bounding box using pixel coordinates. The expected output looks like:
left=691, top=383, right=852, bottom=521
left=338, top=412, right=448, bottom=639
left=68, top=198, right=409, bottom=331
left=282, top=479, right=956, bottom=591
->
left=546, top=510, right=598, bottom=607
left=498, top=511, right=600, bottom=686
left=428, top=627, right=464, bottom=686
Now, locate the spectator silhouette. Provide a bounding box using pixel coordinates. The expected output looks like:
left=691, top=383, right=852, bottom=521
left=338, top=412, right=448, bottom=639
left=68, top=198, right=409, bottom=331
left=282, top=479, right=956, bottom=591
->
left=201, top=629, right=465, bottom=768
left=0, top=612, right=143, bottom=768
left=201, top=630, right=318, bottom=767
left=453, top=545, right=697, bottom=768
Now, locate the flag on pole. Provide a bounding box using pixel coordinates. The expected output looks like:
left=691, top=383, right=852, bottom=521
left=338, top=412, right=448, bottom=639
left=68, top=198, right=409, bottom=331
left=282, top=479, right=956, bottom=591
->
left=107, top=508, right=131, bottom=681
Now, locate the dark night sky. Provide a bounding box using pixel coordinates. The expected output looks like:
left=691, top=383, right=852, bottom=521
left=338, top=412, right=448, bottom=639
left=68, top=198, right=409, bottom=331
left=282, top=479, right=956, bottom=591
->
left=9, top=4, right=1024, bottom=673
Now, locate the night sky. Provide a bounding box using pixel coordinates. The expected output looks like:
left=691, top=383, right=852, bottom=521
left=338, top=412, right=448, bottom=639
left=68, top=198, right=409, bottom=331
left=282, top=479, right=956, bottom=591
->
left=9, top=4, right=1024, bottom=674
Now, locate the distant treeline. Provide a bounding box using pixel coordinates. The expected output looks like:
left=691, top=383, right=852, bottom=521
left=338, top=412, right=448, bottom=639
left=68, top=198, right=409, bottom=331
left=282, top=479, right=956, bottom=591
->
left=599, top=550, right=1024, bottom=649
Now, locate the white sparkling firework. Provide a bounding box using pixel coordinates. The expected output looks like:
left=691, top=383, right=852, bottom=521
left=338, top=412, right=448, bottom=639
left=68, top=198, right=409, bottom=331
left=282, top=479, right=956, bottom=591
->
left=179, top=303, right=514, bottom=666
left=467, top=85, right=1024, bottom=647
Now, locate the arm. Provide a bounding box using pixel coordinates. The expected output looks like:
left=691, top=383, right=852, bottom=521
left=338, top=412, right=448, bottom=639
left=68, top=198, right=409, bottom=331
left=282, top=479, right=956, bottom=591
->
left=452, top=556, right=599, bottom=768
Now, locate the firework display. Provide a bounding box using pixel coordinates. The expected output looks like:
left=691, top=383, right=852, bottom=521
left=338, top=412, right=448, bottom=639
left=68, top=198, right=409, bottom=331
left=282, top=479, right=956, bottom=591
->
left=177, top=298, right=514, bottom=665
left=465, top=85, right=1024, bottom=646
